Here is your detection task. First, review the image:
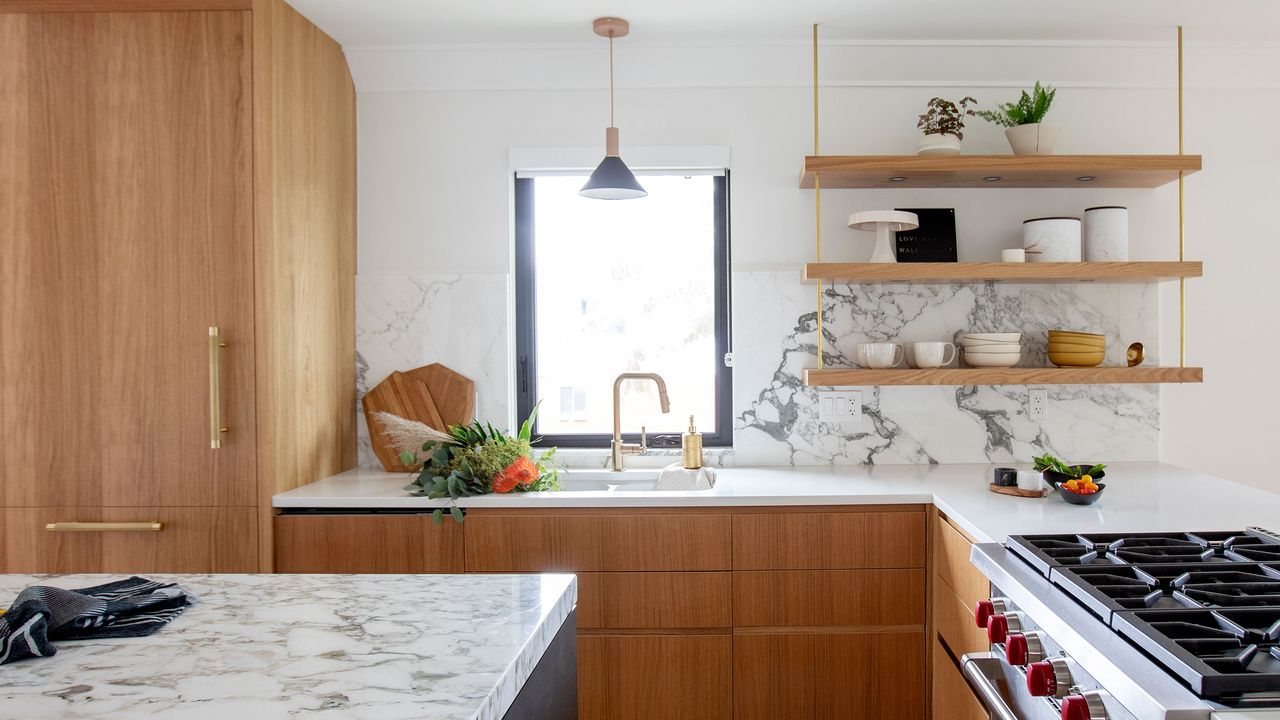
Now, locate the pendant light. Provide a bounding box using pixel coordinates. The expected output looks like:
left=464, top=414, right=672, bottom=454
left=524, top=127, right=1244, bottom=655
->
left=580, top=17, right=647, bottom=200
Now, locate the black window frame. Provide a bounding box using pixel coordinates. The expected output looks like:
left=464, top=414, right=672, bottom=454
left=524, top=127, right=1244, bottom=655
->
left=514, top=171, right=733, bottom=448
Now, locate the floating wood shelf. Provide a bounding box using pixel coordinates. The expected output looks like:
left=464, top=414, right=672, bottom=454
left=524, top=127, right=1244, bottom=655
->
left=802, top=261, right=1202, bottom=284
left=798, top=155, right=1202, bottom=189
left=803, top=366, right=1203, bottom=387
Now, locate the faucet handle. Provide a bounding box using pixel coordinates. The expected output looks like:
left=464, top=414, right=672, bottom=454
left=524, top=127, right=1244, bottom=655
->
left=639, top=425, right=647, bottom=450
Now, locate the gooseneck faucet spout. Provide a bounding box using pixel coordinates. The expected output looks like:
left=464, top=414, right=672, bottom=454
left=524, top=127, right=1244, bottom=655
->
left=611, top=372, right=671, bottom=471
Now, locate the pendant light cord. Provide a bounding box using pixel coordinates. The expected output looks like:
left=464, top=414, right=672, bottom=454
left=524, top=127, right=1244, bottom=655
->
left=608, top=32, right=615, bottom=127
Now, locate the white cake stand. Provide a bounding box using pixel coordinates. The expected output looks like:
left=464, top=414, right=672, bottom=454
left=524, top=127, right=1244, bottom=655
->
left=847, top=210, right=920, bottom=263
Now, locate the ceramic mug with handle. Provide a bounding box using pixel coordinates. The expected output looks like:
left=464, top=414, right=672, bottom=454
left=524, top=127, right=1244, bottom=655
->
left=857, top=342, right=905, bottom=369
left=910, top=341, right=957, bottom=368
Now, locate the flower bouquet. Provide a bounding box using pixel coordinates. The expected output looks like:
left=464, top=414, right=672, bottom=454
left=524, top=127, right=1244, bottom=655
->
left=396, top=408, right=559, bottom=523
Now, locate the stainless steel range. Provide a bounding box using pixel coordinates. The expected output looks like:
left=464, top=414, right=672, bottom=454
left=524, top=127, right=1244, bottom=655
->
left=965, top=527, right=1280, bottom=720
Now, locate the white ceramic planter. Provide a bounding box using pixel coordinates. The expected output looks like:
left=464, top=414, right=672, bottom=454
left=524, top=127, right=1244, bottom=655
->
left=1082, top=206, right=1129, bottom=261
left=917, top=133, right=962, bottom=156
left=1023, top=216, right=1081, bottom=262
left=1004, top=123, right=1060, bottom=155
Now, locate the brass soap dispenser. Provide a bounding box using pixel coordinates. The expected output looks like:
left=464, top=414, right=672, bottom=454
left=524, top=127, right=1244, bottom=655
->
left=681, top=415, right=703, bottom=470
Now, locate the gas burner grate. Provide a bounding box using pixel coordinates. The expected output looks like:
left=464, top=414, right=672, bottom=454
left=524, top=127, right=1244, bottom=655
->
left=1050, top=563, right=1280, bottom=620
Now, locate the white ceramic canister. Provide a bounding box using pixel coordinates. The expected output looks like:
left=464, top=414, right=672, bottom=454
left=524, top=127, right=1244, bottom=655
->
left=1023, top=216, right=1081, bottom=262
left=1082, top=206, right=1129, bottom=261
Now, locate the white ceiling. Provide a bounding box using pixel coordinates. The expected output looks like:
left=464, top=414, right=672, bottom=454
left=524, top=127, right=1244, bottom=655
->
left=288, top=0, right=1280, bottom=48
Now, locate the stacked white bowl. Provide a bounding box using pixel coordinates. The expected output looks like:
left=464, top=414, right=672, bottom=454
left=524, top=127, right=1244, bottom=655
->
left=961, top=332, right=1022, bottom=368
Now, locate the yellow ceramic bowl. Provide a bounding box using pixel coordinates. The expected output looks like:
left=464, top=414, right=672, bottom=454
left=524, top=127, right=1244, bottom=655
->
left=1049, top=330, right=1105, bottom=342
left=1048, top=342, right=1108, bottom=353
left=1048, top=350, right=1105, bottom=367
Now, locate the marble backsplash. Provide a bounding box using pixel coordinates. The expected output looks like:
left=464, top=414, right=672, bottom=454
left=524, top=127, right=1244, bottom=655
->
left=355, top=270, right=1159, bottom=468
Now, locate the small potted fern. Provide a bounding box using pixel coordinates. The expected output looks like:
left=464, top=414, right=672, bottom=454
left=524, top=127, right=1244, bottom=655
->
left=977, top=82, right=1059, bottom=155
left=916, top=96, right=976, bottom=155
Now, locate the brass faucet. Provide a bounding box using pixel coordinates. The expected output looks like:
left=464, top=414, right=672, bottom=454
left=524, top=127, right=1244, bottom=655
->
left=611, top=372, right=671, bottom=471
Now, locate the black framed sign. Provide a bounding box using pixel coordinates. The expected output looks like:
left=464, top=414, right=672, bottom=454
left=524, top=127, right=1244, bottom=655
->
left=894, top=208, right=957, bottom=262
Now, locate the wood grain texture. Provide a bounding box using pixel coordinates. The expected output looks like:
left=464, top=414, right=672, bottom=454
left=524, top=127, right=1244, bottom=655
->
left=804, top=366, right=1204, bottom=387
left=803, top=261, right=1202, bottom=284
left=0, top=11, right=256, bottom=509
left=273, top=513, right=463, bottom=573
left=932, top=637, right=988, bottom=720
left=0, top=0, right=251, bottom=11
left=733, top=569, right=925, bottom=628
left=362, top=371, right=446, bottom=472
left=465, top=511, right=732, bottom=572
left=405, top=363, right=476, bottom=428
left=251, top=0, right=357, bottom=570
left=733, top=510, right=925, bottom=570
left=933, top=572, right=990, bottom=659
left=579, top=634, right=732, bottom=720
left=576, top=572, right=731, bottom=630
left=1, top=507, right=256, bottom=573
left=933, top=512, right=990, bottom=608
left=800, top=154, right=1202, bottom=189
left=733, top=631, right=925, bottom=720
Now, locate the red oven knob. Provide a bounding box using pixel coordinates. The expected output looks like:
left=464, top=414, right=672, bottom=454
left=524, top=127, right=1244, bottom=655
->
left=1005, top=632, right=1044, bottom=665
left=986, top=612, right=1021, bottom=643
left=1026, top=658, right=1072, bottom=698
left=1061, top=691, right=1109, bottom=720
left=974, top=598, right=1007, bottom=628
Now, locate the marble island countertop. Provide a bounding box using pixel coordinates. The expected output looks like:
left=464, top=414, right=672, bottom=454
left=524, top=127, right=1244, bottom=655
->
left=0, top=573, right=576, bottom=720
left=274, top=462, right=1280, bottom=543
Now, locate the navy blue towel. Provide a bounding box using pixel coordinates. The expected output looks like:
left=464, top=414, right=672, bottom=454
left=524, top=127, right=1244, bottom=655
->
left=0, top=576, right=195, bottom=665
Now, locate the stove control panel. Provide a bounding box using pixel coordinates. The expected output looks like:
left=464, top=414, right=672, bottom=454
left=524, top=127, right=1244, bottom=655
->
left=1005, top=631, right=1045, bottom=665
left=1027, top=658, right=1073, bottom=698
left=1060, top=691, right=1109, bottom=720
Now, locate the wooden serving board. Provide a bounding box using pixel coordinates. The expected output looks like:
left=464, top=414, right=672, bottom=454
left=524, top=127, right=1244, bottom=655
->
left=362, top=371, right=447, bottom=472
left=988, top=483, right=1048, bottom=499
left=404, top=363, right=475, bottom=429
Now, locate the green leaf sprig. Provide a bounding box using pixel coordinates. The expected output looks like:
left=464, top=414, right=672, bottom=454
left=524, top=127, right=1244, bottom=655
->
left=976, top=82, right=1056, bottom=128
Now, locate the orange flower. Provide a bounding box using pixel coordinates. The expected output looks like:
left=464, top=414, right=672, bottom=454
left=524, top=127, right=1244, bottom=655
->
left=492, top=456, right=538, bottom=494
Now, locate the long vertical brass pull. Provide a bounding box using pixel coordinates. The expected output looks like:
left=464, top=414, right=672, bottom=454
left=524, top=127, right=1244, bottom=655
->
left=209, top=326, right=229, bottom=448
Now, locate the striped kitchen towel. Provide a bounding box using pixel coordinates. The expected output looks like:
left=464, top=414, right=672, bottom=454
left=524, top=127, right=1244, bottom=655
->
left=0, top=577, right=196, bottom=665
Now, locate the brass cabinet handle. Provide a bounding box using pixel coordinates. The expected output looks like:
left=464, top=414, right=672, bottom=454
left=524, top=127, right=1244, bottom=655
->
left=209, top=326, right=229, bottom=448
left=46, top=522, right=164, bottom=532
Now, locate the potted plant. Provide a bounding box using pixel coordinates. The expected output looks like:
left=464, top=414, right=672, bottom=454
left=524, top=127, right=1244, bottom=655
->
left=916, top=96, right=976, bottom=156
left=976, top=82, right=1059, bottom=155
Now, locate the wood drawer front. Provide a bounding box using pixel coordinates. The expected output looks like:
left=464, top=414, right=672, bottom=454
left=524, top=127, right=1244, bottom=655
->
left=934, top=513, right=988, bottom=606
left=273, top=514, right=463, bottom=573
left=734, top=631, right=925, bottom=720
left=733, top=509, right=925, bottom=570
left=932, top=637, right=989, bottom=720
left=733, top=569, right=925, bottom=628
left=579, top=634, right=732, bottom=720
left=934, top=573, right=989, bottom=658
left=465, top=512, right=731, bottom=572
left=1, top=507, right=256, bottom=573
left=576, top=572, right=731, bottom=630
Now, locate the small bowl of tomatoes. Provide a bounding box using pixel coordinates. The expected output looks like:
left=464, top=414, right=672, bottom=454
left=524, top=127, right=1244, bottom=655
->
left=1057, top=476, right=1105, bottom=505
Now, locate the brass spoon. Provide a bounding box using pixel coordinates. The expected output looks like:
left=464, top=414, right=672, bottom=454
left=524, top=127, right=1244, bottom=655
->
left=1127, top=342, right=1145, bottom=367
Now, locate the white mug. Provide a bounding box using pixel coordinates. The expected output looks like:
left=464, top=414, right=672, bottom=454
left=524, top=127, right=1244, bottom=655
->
left=911, top=342, right=956, bottom=368
left=1017, top=469, right=1045, bottom=492
left=1001, top=248, right=1026, bottom=263
left=857, top=342, right=905, bottom=369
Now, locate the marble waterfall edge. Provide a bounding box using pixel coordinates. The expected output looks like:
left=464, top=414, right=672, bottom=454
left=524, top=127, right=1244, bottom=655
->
left=732, top=272, right=1158, bottom=466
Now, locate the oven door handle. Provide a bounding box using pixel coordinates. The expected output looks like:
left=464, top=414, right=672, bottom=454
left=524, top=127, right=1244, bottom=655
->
left=962, top=652, right=1022, bottom=720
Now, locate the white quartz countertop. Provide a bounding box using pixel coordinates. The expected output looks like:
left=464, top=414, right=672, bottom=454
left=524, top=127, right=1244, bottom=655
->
left=273, top=462, right=1280, bottom=543
left=0, top=573, right=576, bottom=720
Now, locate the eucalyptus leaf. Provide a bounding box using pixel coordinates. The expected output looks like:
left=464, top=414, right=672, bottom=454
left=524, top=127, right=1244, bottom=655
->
left=450, top=506, right=464, bottom=523
left=432, top=508, right=443, bottom=525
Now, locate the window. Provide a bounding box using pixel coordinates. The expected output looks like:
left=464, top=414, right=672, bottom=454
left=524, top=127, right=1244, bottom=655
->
left=515, top=171, right=731, bottom=448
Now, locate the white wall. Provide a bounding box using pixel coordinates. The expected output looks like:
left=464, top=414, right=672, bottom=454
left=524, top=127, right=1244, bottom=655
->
left=352, top=39, right=1280, bottom=488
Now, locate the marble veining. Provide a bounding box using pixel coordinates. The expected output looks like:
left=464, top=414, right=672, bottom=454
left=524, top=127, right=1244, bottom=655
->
left=732, top=272, right=1159, bottom=465
left=0, top=573, right=576, bottom=720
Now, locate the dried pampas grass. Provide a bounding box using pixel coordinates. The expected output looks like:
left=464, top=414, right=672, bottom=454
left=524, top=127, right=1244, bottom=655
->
left=373, top=412, right=452, bottom=461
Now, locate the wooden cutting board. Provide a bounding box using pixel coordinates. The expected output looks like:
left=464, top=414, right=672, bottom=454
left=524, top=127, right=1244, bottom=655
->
left=362, top=371, right=447, bottom=472
left=404, top=363, right=475, bottom=429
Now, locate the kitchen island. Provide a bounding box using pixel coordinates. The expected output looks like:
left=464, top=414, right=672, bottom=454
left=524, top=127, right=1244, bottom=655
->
left=0, top=573, right=577, bottom=720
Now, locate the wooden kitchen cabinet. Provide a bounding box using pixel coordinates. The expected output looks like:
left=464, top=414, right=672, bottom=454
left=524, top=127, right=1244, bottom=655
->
left=733, top=568, right=925, bottom=627
left=0, top=0, right=355, bottom=572
left=273, top=513, right=463, bottom=573
left=928, top=508, right=990, bottom=720
left=732, top=506, right=926, bottom=569
left=579, top=634, right=733, bottom=720
left=931, top=637, right=988, bottom=720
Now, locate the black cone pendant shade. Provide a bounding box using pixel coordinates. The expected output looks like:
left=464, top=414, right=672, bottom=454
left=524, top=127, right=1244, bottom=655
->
left=580, top=18, right=646, bottom=200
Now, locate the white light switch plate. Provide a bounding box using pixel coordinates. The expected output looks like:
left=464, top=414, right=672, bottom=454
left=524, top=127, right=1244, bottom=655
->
left=818, top=391, right=862, bottom=423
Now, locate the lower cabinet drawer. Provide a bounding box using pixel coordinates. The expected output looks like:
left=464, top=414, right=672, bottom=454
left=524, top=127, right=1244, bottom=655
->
left=273, top=513, right=463, bottom=573
left=734, top=631, right=925, bottom=720
left=931, top=637, right=988, bottom=720
left=733, top=569, right=925, bottom=628
left=1, top=507, right=257, bottom=573
left=934, top=573, right=989, bottom=658
left=579, top=633, right=732, bottom=720
left=576, top=572, right=731, bottom=630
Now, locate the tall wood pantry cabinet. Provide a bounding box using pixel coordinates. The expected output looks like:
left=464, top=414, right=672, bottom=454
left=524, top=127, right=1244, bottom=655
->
left=0, top=0, right=356, bottom=572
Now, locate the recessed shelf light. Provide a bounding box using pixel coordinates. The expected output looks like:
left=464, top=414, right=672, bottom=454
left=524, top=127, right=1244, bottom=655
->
left=983, top=176, right=1002, bottom=182
left=1076, top=176, right=1097, bottom=182
left=887, top=176, right=907, bottom=182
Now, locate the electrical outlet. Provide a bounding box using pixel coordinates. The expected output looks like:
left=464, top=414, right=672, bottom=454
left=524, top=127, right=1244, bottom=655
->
left=1028, top=389, right=1048, bottom=420
left=818, top=391, right=862, bottom=423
